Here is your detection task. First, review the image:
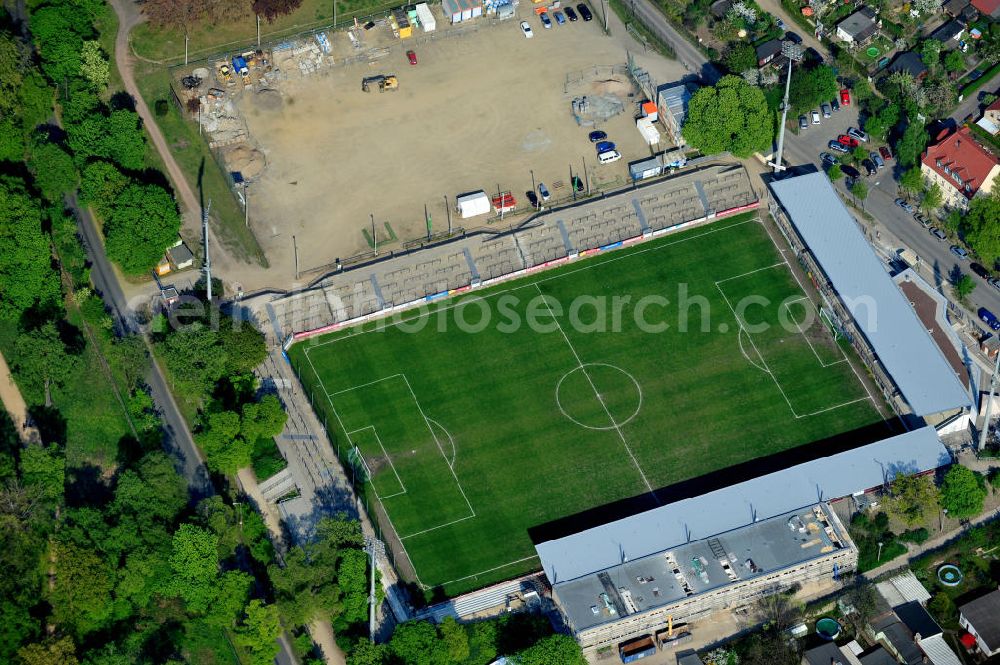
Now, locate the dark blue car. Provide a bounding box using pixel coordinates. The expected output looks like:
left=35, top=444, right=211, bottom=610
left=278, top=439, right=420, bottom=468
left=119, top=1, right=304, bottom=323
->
left=595, top=140, right=616, bottom=153
left=980, top=307, right=1000, bottom=331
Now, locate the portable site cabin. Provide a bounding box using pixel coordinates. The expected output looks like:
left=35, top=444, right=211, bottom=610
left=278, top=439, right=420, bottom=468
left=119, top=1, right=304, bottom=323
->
left=441, top=0, right=483, bottom=23
left=392, top=8, right=413, bottom=37
left=415, top=3, right=437, bottom=30
left=456, top=191, right=491, bottom=218
left=636, top=117, right=660, bottom=145
left=640, top=100, right=658, bottom=122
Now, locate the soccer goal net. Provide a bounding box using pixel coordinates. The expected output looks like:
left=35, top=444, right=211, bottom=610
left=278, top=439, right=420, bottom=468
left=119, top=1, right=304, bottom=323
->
left=347, top=445, right=372, bottom=483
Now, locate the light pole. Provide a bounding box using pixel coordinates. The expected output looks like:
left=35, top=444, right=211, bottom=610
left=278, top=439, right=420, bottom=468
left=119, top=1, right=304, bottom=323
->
left=530, top=169, right=537, bottom=208
left=769, top=41, right=804, bottom=173
left=366, top=537, right=385, bottom=643
left=940, top=508, right=948, bottom=531
left=877, top=541, right=884, bottom=562
left=979, top=347, right=1000, bottom=452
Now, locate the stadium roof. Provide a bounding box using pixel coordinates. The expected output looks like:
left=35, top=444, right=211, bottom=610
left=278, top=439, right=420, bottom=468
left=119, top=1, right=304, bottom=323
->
left=769, top=172, right=971, bottom=416
left=534, top=426, right=949, bottom=583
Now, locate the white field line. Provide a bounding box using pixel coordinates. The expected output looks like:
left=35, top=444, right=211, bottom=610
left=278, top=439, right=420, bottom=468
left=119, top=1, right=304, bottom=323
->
left=303, top=217, right=758, bottom=351
left=430, top=554, right=542, bottom=591
left=328, top=373, right=403, bottom=397
left=533, top=284, right=656, bottom=497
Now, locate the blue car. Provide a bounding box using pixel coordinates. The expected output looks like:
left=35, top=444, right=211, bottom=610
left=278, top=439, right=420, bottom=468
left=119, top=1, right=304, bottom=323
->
left=553, top=10, right=566, bottom=24
left=980, top=307, right=1000, bottom=331
left=539, top=11, right=552, bottom=28
left=595, top=140, right=616, bottom=153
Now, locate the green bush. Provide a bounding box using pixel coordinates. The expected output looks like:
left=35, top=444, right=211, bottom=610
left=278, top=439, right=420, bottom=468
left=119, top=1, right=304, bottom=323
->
left=155, top=99, right=168, bottom=116
left=900, top=528, right=929, bottom=544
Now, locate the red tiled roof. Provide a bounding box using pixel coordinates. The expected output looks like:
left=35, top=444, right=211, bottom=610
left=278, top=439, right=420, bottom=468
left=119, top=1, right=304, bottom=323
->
left=921, top=126, right=1000, bottom=200
left=988, top=98, right=1000, bottom=113
left=972, top=0, right=1000, bottom=15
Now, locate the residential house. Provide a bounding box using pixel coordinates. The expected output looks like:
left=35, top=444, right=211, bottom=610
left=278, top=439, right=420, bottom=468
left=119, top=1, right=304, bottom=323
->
left=886, top=51, right=928, bottom=80
left=972, top=0, right=1000, bottom=19
left=867, top=600, right=963, bottom=665
left=755, top=39, right=783, bottom=67
left=930, top=18, right=966, bottom=44
left=857, top=646, right=899, bottom=665
left=836, top=7, right=878, bottom=45
left=921, top=126, right=1000, bottom=211
left=978, top=98, right=1000, bottom=136
left=959, top=587, right=1000, bottom=657
left=943, top=0, right=970, bottom=15
left=802, top=642, right=863, bottom=665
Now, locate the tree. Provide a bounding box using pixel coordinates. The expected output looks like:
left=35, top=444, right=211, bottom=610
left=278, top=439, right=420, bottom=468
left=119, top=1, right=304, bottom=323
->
left=253, top=0, right=306, bottom=22
left=439, top=617, right=470, bottom=662
left=348, top=642, right=388, bottom=665
left=168, top=523, right=220, bottom=614
left=850, top=179, right=869, bottom=208
left=389, top=621, right=449, bottom=665
left=13, top=323, right=80, bottom=403
left=142, top=0, right=225, bottom=41
left=964, top=193, right=1000, bottom=263
left=21, top=445, right=65, bottom=502
left=789, top=65, right=839, bottom=115
left=682, top=75, right=773, bottom=158
left=943, top=49, right=966, bottom=74
left=912, top=0, right=942, bottom=13
left=206, top=571, right=254, bottom=628
left=17, top=637, right=79, bottom=665
left=723, top=42, right=757, bottom=74
left=47, top=542, right=115, bottom=638
left=79, top=41, right=109, bottom=89
left=852, top=145, right=868, bottom=163
left=940, top=465, right=987, bottom=519
left=234, top=600, right=282, bottom=665
left=27, top=141, right=78, bottom=202
left=0, top=181, right=61, bottom=319
left=921, top=39, right=942, bottom=70
left=0, top=34, right=24, bottom=118
left=899, top=167, right=923, bottom=196
left=241, top=394, right=287, bottom=443
left=113, top=451, right=188, bottom=523
left=921, top=183, right=942, bottom=213
left=105, top=110, right=147, bottom=170
left=104, top=183, right=181, bottom=275
left=513, top=634, right=586, bottom=665
left=886, top=474, right=939, bottom=526
left=29, top=6, right=89, bottom=84
left=828, top=164, right=843, bottom=181
left=863, top=102, right=900, bottom=140
left=80, top=162, right=129, bottom=218
left=197, top=409, right=252, bottom=475
left=895, top=121, right=929, bottom=169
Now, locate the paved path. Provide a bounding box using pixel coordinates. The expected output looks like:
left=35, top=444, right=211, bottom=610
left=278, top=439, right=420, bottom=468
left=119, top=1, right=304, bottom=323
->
left=624, top=0, right=721, bottom=83
left=0, top=351, right=40, bottom=444
left=952, top=70, right=1000, bottom=123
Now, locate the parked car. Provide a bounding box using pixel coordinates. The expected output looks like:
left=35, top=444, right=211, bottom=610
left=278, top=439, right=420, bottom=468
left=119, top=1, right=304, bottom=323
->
left=565, top=6, right=579, bottom=20
left=588, top=130, right=607, bottom=143
left=831, top=97, right=840, bottom=112
left=799, top=115, right=809, bottom=130
left=990, top=277, right=1000, bottom=291
left=980, top=307, right=1000, bottom=331
left=930, top=227, right=947, bottom=240
left=538, top=183, right=550, bottom=201
left=776, top=17, right=786, bottom=29
left=597, top=149, right=621, bottom=164
left=406, top=50, right=417, bottom=65
left=914, top=213, right=930, bottom=227
left=821, top=103, right=831, bottom=118
left=572, top=175, right=584, bottom=192
left=837, top=134, right=860, bottom=148
left=879, top=145, right=892, bottom=161
left=540, top=11, right=552, bottom=28
left=820, top=152, right=837, bottom=166
left=841, top=164, right=860, bottom=179
left=526, top=190, right=539, bottom=208
left=520, top=20, right=533, bottom=38
left=847, top=127, right=869, bottom=142
left=553, top=10, right=566, bottom=24
left=840, top=88, right=851, bottom=106
left=870, top=151, right=884, bottom=168
left=785, top=31, right=801, bottom=44
left=577, top=3, right=593, bottom=20
left=895, top=198, right=914, bottom=213
left=951, top=245, right=969, bottom=260
left=828, top=140, right=849, bottom=153
left=811, top=110, right=821, bottom=124
left=971, top=263, right=990, bottom=279
left=595, top=140, right=616, bottom=153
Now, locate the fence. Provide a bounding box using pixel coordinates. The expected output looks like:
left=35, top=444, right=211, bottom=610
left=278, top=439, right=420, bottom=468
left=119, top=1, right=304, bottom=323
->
left=768, top=199, right=904, bottom=415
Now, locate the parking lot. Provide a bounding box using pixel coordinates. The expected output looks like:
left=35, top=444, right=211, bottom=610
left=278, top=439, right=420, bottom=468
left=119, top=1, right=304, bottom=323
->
left=237, top=11, right=676, bottom=275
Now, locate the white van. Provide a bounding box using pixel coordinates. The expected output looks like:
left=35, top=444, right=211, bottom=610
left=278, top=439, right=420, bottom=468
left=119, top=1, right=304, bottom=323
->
left=598, top=150, right=621, bottom=164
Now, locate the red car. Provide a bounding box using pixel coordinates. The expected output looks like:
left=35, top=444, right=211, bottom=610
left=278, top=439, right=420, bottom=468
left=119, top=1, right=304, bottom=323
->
left=406, top=50, right=417, bottom=65
left=837, top=134, right=860, bottom=148
left=840, top=88, right=851, bottom=106
left=879, top=145, right=892, bottom=161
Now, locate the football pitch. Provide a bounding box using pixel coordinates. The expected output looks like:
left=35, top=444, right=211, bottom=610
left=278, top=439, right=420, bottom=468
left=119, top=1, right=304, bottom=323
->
left=289, top=214, right=884, bottom=596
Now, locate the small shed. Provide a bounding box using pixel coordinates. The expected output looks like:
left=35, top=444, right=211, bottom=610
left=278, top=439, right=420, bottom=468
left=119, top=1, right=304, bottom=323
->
left=392, top=8, right=413, bottom=37
left=441, top=0, right=483, bottom=23
left=456, top=191, right=490, bottom=218
left=641, top=100, right=658, bottom=121
left=167, top=240, right=195, bottom=270
left=415, top=3, right=437, bottom=30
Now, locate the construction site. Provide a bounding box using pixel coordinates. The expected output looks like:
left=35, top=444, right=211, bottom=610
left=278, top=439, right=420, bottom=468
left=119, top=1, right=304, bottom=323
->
left=170, top=1, right=689, bottom=283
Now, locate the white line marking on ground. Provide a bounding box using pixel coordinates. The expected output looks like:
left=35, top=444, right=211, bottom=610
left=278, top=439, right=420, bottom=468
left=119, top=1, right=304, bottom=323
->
left=534, top=284, right=656, bottom=497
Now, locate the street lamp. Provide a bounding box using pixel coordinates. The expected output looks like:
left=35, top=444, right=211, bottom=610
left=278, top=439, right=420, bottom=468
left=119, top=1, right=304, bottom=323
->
left=877, top=541, right=884, bottom=562
left=769, top=41, right=805, bottom=174
left=941, top=508, right=948, bottom=531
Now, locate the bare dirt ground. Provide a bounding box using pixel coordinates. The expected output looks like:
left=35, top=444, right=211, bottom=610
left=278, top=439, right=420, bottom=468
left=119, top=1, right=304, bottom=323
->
left=238, top=13, right=677, bottom=282
left=0, top=352, right=40, bottom=444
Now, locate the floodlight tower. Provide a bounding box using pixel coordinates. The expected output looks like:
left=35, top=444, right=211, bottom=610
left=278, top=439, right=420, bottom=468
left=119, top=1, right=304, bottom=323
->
left=366, top=536, right=385, bottom=643
left=769, top=41, right=804, bottom=173
left=978, top=346, right=1000, bottom=452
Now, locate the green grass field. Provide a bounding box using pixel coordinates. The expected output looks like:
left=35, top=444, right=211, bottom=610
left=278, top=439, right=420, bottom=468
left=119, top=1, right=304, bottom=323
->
left=289, top=214, right=884, bottom=596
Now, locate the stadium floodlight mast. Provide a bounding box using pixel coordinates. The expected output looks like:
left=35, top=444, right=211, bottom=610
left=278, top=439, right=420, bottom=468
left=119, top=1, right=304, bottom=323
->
left=978, top=344, right=1000, bottom=452
left=365, top=537, right=385, bottom=642
left=769, top=41, right=804, bottom=173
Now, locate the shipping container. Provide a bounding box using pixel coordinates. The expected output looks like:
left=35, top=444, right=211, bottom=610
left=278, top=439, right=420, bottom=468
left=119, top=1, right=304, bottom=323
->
left=415, top=3, right=437, bottom=31
left=620, top=636, right=656, bottom=663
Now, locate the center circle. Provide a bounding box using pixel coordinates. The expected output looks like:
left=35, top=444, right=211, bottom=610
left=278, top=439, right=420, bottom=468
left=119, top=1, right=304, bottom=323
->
left=556, top=363, right=642, bottom=430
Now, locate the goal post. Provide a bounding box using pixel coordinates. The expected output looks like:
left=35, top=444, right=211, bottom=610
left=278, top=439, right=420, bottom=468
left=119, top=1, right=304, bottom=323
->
left=347, top=445, right=372, bottom=483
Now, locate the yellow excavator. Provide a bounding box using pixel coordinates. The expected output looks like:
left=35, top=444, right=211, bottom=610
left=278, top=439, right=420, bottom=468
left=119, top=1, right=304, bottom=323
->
left=361, top=74, right=398, bottom=92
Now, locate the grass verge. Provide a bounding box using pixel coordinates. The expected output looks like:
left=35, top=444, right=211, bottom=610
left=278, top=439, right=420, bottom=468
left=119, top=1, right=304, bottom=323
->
left=609, top=0, right=676, bottom=59
left=252, top=437, right=288, bottom=481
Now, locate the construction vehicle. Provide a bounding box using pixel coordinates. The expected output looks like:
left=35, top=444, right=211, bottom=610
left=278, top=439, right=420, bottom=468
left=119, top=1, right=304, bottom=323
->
left=361, top=74, right=398, bottom=92
left=232, top=56, right=251, bottom=85
left=217, top=62, right=233, bottom=85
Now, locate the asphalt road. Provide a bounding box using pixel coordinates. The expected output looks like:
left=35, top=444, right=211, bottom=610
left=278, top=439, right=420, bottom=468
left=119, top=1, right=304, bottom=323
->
left=623, top=0, right=721, bottom=83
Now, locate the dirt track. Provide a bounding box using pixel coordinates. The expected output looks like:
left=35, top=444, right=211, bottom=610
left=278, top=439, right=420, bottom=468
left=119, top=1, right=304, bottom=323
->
left=0, top=352, right=39, bottom=444
left=241, top=15, right=662, bottom=278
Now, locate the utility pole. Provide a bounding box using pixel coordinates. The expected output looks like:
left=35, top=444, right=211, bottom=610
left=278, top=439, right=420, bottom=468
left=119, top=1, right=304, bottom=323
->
left=203, top=199, right=212, bottom=302
left=570, top=164, right=576, bottom=201
left=292, top=235, right=299, bottom=281
left=444, top=195, right=452, bottom=235
left=769, top=41, right=804, bottom=173
left=371, top=213, right=377, bottom=255
left=530, top=169, right=536, bottom=208
left=582, top=156, right=590, bottom=195
left=256, top=14, right=261, bottom=47
left=603, top=0, right=609, bottom=33
left=366, top=537, right=384, bottom=643
left=978, top=347, right=1000, bottom=451
left=185, top=33, right=190, bottom=66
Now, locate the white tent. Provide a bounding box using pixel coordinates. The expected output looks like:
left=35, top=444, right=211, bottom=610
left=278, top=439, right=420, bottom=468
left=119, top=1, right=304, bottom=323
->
left=456, top=191, right=490, bottom=218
